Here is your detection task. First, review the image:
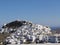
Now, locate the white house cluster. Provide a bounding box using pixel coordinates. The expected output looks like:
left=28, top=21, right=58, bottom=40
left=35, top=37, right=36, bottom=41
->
left=0, top=20, right=52, bottom=44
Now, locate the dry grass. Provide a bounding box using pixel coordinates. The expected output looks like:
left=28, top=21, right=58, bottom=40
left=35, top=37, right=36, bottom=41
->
left=0, top=33, right=10, bottom=45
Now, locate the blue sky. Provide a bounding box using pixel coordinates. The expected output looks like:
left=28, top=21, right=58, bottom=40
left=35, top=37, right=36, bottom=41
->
left=0, top=0, right=60, bottom=27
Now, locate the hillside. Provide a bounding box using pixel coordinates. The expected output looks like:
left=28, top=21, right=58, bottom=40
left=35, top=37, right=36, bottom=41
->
left=0, top=20, right=51, bottom=44
left=51, top=27, right=60, bottom=34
